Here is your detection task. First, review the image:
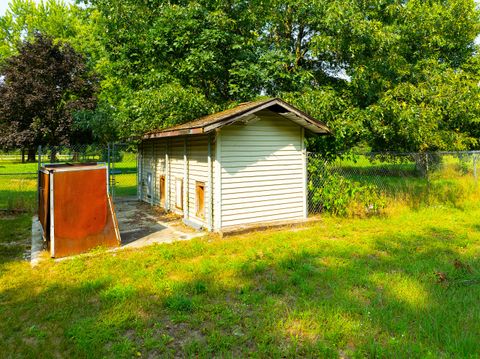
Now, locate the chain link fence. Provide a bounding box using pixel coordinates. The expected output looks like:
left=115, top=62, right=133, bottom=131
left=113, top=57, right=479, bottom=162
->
left=307, top=151, right=480, bottom=216
left=107, top=143, right=138, bottom=200
left=2, top=146, right=479, bottom=216
left=0, top=144, right=138, bottom=213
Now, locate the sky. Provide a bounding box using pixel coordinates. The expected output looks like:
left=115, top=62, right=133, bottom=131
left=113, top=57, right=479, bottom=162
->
left=0, top=0, right=12, bottom=15
left=0, top=0, right=11, bottom=16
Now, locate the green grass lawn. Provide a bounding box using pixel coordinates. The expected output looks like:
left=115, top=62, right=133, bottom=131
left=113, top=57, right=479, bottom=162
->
left=0, top=152, right=138, bottom=211
left=1, top=204, right=480, bottom=357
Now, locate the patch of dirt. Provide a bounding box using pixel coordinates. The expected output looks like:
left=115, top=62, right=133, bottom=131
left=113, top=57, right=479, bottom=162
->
left=0, top=210, right=29, bottom=217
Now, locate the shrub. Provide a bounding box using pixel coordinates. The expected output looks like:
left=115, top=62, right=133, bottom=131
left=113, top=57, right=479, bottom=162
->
left=309, top=173, right=386, bottom=217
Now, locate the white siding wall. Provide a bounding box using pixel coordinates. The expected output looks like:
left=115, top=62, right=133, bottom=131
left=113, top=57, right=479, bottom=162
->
left=187, top=135, right=210, bottom=225
left=140, top=136, right=212, bottom=227
left=219, top=111, right=305, bottom=228
left=152, top=140, right=166, bottom=204
left=140, top=139, right=166, bottom=205
left=140, top=141, right=155, bottom=203
left=168, top=138, right=184, bottom=214
left=140, top=110, right=305, bottom=231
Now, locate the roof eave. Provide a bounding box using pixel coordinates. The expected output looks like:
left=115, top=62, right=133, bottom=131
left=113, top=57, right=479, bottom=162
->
left=142, top=97, right=331, bottom=139
left=274, top=98, right=331, bottom=134
left=142, top=127, right=204, bottom=139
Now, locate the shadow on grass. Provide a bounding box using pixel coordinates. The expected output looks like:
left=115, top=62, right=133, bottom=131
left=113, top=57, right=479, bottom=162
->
left=0, top=183, right=37, bottom=212
left=0, top=214, right=32, bottom=266
left=1, top=223, right=479, bottom=358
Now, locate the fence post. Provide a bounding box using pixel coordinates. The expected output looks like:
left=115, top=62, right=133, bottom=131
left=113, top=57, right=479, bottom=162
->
left=38, top=145, right=42, bottom=169
left=425, top=152, right=430, bottom=204
left=107, top=143, right=111, bottom=197
left=474, top=154, right=478, bottom=185
left=111, top=143, right=116, bottom=201
left=36, top=145, right=42, bottom=213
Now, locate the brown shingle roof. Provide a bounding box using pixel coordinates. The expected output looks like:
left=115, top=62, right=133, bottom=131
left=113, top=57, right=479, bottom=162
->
left=142, top=97, right=330, bottom=139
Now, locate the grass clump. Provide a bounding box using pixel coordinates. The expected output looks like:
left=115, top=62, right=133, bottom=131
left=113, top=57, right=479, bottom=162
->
left=100, top=284, right=137, bottom=304
left=2, top=203, right=480, bottom=357
left=164, top=294, right=194, bottom=312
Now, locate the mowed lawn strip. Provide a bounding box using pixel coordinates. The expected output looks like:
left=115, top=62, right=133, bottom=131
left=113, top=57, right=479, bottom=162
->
left=1, top=205, right=480, bottom=357
left=0, top=158, right=138, bottom=210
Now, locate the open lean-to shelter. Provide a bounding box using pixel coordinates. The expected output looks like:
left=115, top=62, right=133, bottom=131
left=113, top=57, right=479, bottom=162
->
left=138, top=98, right=330, bottom=231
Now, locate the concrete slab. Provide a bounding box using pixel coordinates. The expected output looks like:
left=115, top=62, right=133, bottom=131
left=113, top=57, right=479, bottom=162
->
left=219, top=217, right=320, bottom=237
left=114, top=198, right=203, bottom=249
left=32, top=198, right=204, bottom=264
left=30, top=215, right=45, bottom=267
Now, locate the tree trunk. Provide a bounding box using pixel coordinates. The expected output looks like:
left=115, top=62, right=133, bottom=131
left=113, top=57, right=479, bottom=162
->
left=27, top=148, right=36, bottom=162
left=50, top=149, right=57, bottom=163
left=21, top=149, right=25, bottom=163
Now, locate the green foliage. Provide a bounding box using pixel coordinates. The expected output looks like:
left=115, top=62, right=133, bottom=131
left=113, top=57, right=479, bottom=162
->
left=282, top=88, right=365, bottom=157
left=367, top=61, right=480, bottom=152
left=73, top=105, right=118, bottom=144
left=115, top=84, right=214, bottom=139
left=3, top=0, right=480, bottom=150
left=0, top=33, right=98, bottom=148
left=309, top=172, right=386, bottom=217
left=0, top=0, right=104, bottom=68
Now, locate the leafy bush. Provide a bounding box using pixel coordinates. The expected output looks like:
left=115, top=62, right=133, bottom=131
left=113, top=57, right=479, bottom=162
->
left=309, top=173, right=386, bottom=217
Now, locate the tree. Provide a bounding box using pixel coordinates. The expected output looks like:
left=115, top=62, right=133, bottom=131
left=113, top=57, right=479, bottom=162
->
left=79, top=0, right=480, bottom=152
left=0, top=33, right=98, bottom=160
left=0, top=0, right=104, bottom=68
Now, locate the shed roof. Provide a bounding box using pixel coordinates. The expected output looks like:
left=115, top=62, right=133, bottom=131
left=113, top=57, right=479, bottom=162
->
left=142, top=98, right=330, bottom=139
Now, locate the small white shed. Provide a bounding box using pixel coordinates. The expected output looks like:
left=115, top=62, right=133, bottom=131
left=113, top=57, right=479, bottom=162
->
left=138, top=98, right=329, bottom=231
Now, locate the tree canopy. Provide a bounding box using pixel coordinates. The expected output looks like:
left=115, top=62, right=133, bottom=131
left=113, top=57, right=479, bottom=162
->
left=0, top=33, right=98, bottom=152
left=1, top=0, right=479, bottom=153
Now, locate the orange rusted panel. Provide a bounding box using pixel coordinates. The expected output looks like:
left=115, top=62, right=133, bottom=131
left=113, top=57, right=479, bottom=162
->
left=38, top=171, right=50, bottom=239
left=39, top=164, right=120, bottom=258
left=53, top=169, right=108, bottom=239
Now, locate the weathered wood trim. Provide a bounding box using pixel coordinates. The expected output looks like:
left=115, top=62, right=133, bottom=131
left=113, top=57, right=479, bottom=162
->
left=145, top=98, right=330, bottom=139
left=150, top=141, right=154, bottom=206
left=137, top=143, right=142, bottom=200
left=207, top=133, right=213, bottom=231
left=165, top=139, right=170, bottom=210
left=183, top=137, right=188, bottom=219
left=301, top=127, right=307, bottom=218
left=214, top=130, right=222, bottom=230
left=143, top=128, right=204, bottom=139
left=49, top=171, right=55, bottom=257
left=203, top=101, right=281, bottom=133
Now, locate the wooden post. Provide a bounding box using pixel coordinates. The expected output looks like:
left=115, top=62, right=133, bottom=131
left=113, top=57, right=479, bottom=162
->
left=207, top=133, right=213, bottom=231
left=301, top=127, right=307, bottom=218
left=214, top=129, right=222, bottom=231
left=137, top=143, right=142, bottom=201
left=474, top=154, right=478, bottom=185
left=37, top=145, right=42, bottom=212
left=165, top=140, right=170, bottom=210
left=183, top=137, right=188, bottom=219
left=150, top=142, right=155, bottom=206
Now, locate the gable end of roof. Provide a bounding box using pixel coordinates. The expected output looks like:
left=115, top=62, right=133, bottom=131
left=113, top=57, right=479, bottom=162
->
left=142, top=98, right=330, bottom=139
